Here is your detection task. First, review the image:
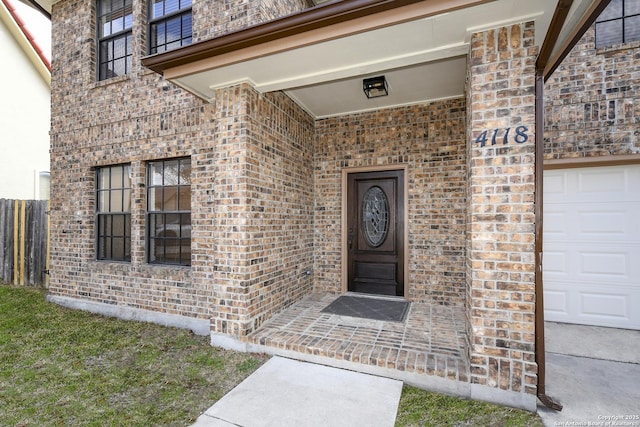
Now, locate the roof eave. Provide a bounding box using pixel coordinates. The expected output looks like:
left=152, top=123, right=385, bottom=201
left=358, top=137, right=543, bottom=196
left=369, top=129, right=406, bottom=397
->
left=19, top=0, right=49, bottom=18
left=542, top=0, right=611, bottom=79
left=141, top=0, right=476, bottom=74
left=0, top=0, right=51, bottom=86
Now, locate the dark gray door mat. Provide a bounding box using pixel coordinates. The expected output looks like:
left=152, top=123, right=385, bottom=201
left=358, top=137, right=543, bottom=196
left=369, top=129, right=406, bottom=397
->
left=321, top=295, right=410, bottom=322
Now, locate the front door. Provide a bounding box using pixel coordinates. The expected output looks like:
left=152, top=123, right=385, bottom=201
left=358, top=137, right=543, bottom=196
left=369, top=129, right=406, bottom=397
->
left=347, top=170, right=404, bottom=296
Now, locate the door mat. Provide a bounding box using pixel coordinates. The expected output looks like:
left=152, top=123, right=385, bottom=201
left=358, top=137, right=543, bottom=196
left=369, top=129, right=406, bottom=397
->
left=321, top=295, right=410, bottom=322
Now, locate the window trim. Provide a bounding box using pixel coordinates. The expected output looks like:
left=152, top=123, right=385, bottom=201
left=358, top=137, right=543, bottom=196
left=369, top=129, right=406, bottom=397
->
left=146, top=157, right=192, bottom=267
left=147, top=0, right=193, bottom=55
left=96, top=0, right=134, bottom=81
left=96, top=164, right=132, bottom=262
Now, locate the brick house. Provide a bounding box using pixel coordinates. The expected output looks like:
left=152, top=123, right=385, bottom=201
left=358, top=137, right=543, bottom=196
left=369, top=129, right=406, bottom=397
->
left=39, top=0, right=638, bottom=411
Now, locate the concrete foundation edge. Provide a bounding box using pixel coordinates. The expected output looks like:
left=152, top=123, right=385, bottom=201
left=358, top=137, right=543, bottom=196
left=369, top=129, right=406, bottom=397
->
left=470, top=383, right=537, bottom=412
left=47, top=295, right=210, bottom=336
left=210, top=333, right=537, bottom=412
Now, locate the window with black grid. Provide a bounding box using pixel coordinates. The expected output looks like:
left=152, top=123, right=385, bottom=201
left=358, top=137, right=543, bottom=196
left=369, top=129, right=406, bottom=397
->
left=147, top=158, right=191, bottom=266
left=148, top=0, right=192, bottom=54
left=595, top=0, right=640, bottom=48
left=97, top=0, right=133, bottom=80
left=96, top=165, right=132, bottom=261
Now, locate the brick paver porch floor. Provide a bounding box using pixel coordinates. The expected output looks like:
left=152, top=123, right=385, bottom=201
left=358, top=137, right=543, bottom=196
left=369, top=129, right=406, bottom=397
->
left=245, top=293, right=470, bottom=382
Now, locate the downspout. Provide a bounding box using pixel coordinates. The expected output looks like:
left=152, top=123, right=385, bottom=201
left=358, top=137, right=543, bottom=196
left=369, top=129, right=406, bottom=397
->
left=534, top=67, right=562, bottom=411
left=535, top=0, right=612, bottom=410
left=534, top=0, right=574, bottom=411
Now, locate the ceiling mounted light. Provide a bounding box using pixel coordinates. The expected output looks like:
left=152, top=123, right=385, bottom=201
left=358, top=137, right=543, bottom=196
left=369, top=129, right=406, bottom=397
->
left=363, top=76, right=388, bottom=99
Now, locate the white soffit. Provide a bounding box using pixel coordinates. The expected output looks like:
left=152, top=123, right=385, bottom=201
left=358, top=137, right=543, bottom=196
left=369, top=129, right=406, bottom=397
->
left=170, top=0, right=560, bottom=118
left=22, top=0, right=52, bottom=13
left=287, top=56, right=468, bottom=119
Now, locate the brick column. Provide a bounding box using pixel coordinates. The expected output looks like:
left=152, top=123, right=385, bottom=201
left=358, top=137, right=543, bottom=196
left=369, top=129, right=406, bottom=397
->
left=209, top=84, right=254, bottom=339
left=208, top=84, right=315, bottom=344
left=466, top=22, right=538, bottom=409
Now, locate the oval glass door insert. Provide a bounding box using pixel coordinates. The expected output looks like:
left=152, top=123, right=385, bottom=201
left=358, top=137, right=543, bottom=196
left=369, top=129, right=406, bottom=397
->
left=362, top=186, right=389, bottom=247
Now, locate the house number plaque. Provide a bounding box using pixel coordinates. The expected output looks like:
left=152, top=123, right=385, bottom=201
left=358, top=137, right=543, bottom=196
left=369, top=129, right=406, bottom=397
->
left=474, top=125, right=529, bottom=147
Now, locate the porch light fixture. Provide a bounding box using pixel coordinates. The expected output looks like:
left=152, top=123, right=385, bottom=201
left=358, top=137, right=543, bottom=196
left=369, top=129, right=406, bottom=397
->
left=363, top=76, right=388, bottom=99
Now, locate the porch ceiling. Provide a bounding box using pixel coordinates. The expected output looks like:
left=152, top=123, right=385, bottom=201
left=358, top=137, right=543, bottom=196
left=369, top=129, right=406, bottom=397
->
left=142, top=0, right=605, bottom=119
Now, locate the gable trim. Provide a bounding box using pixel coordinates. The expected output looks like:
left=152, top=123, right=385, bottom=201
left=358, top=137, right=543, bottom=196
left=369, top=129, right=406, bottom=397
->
left=0, top=0, right=51, bottom=86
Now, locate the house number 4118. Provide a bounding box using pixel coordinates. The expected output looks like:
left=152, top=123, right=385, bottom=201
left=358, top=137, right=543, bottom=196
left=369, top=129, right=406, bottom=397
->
left=474, top=126, right=529, bottom=147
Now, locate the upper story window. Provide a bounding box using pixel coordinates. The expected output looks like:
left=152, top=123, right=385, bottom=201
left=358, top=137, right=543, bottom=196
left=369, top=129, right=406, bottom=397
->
left=147, top=158, right=191, bottom=266
left=149, top=0, right=193, bottom=54
left=97, top=164, right=132, bottom=261
left=595, top=0, right=640, bottom=48
left=97, top=0, right=133, bottom=80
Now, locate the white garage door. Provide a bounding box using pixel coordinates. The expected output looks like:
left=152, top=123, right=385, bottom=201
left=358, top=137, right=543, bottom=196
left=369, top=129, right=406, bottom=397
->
left=543, top=164, right=640, bottom=330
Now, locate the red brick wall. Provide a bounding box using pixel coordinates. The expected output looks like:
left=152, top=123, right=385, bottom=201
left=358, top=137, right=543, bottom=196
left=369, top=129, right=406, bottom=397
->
left=544, top=28, right=640, bottom=160
left=49, top=0, right=311, bottom=322
left=210, top=85, right=315, bottom=337
left=314, top=100, right=467, bottom=307
left=193, top=0, right=308, bottom=42
left=49, top=0, right=212, bottom=318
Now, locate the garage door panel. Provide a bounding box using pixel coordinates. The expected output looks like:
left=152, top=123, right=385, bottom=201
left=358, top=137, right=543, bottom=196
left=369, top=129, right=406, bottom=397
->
left=544, top=283, right=581, bottom=322
left=551, top=204, right=637, bottom=233
left=575, top=249, right=633, bottom=282
left=543, top=289, right=569, bottom=318
left=544, top=165, right=640, bottom=330
left=545, top=281, right=639, bottom=328
left=543, top=211, right=568, bottom=237
left=544, top=173, right=568, bottom=201
left=579, top=244, right=639, bottom=284
left=580, top=251, right=629, bottom=279
left=544, top=242, right=639, bottom=283
left=543, top=251, right=568, bottom=275
left=543, top=244, right=578, bottom=281
left=578, top=204, right=640, bottom=240
left=545, top=206, right=639, bottom=243
left=581, top=292, right=629, bottom=320
left=577, top=283, right=640, bottom=329
left=577, top=168, right=628, bottom=194
left=577, top=167, right=640, bottom=200
left=579, top=210, right=627, bottom=235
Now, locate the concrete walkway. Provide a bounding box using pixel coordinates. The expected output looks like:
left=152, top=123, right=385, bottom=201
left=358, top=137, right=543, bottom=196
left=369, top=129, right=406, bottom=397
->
left=192, top=322, right=640, bottom=427
left=192, top=356, right=403, bottom=427
left=538, top=323, right=640, bottom=427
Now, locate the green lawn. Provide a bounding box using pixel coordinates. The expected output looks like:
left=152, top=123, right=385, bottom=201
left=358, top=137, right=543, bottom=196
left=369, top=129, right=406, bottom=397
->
left=0, top=284, right=543, bottom=426
left=395, top=386, right=543, bottom=427
left=0, top=285, right=267, bottom=426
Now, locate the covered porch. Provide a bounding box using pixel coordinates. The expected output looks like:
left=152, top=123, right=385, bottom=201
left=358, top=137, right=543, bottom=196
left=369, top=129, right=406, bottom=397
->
left=140, top=0, right=611, bottom=411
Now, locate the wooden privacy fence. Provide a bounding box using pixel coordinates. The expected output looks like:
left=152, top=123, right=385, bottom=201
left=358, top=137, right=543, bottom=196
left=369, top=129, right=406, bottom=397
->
left=0, top=199, right=49, bottom=286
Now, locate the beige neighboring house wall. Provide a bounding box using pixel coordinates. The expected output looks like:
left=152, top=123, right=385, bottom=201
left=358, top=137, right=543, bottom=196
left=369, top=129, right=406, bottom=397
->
left=0, top=0, right=50, bottom=200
